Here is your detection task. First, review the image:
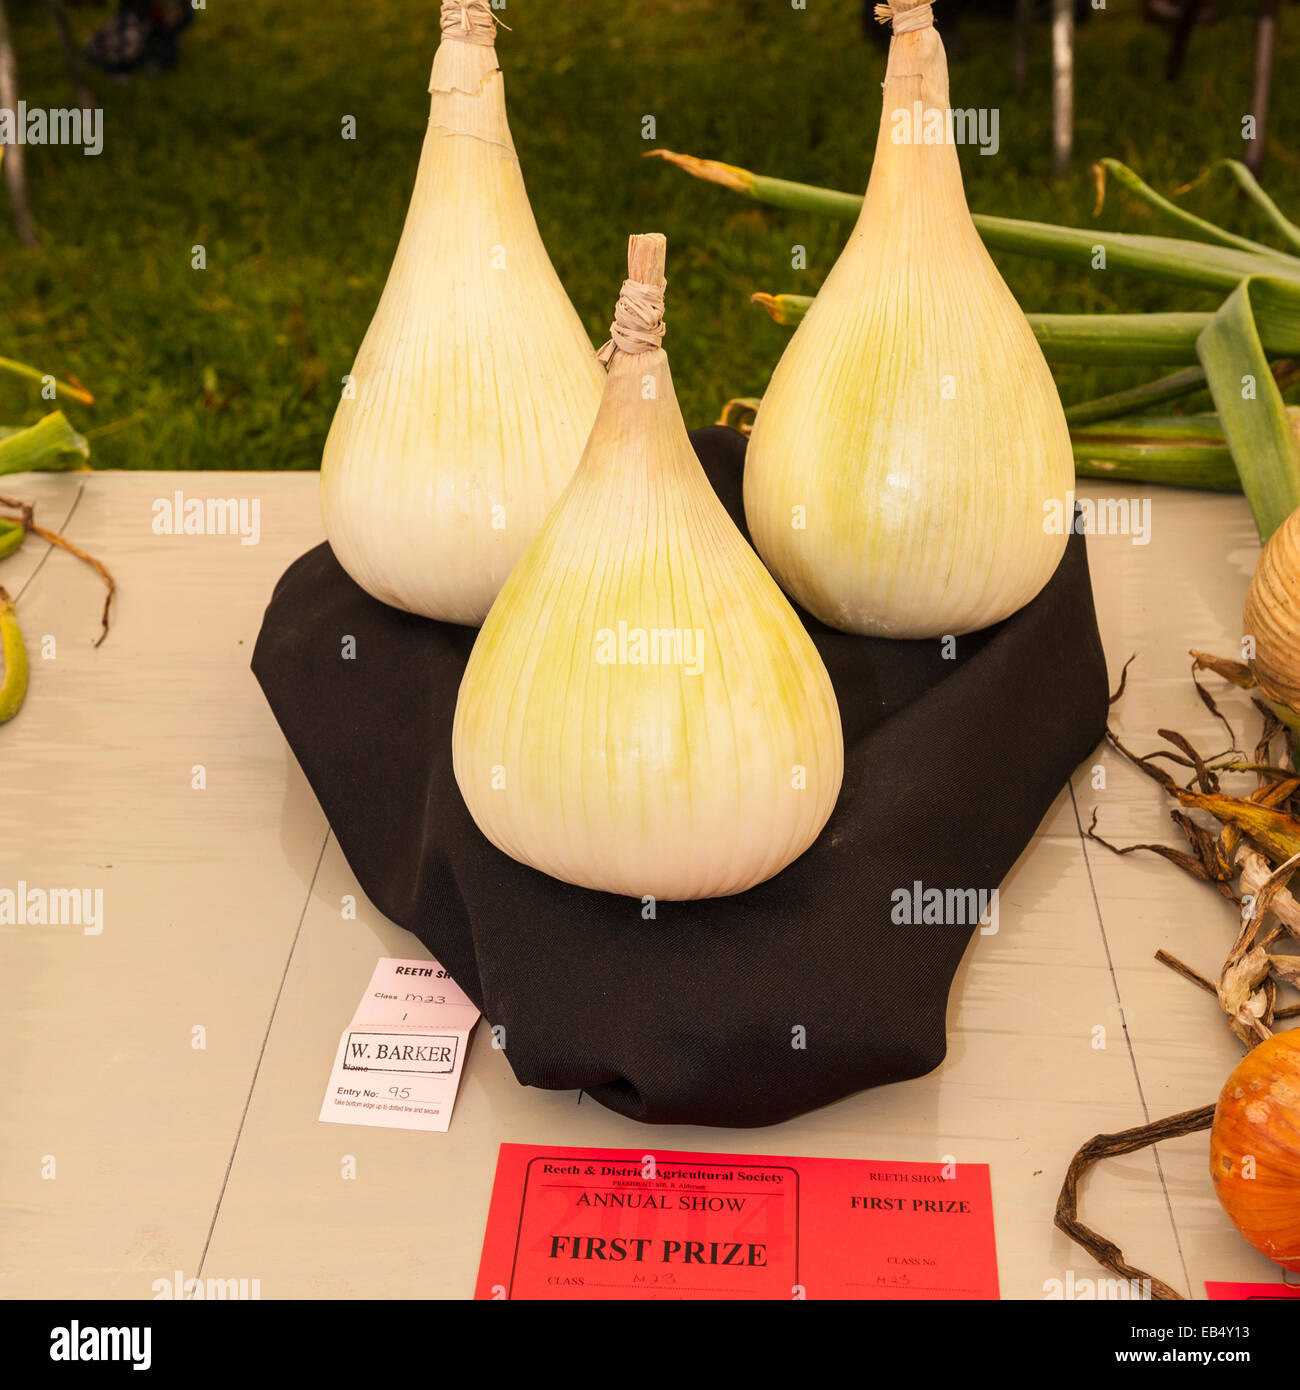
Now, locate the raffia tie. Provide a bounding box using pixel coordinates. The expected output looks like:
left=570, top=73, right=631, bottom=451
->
left=874, top=2, right=935, bottom=33
left=596, top=277, right=667, bottom=363
left=440, top=0, right=505, bottom=45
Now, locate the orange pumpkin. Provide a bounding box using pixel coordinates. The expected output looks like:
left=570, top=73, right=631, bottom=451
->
left=1210, top=1028, right=1300, bottom=1273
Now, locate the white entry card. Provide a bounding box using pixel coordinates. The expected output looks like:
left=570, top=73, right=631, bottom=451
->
left=318, top=957, right=480, bottom=1132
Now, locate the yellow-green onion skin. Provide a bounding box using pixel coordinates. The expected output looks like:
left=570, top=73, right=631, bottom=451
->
left=453, top=254, right=844, bottom=901
left=743, top=12, right=1074, bottom=638
left=320, top=23, right=603, bottom=626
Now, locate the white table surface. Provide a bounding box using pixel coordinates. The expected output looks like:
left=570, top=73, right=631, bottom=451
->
left=2, top=469, right=1295, bottom=1301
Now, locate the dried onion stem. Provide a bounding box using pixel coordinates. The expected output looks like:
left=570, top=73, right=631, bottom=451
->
left=1054, top=1106, right=1216, bottom=1302
left=0, top=493, right=115, bottom=645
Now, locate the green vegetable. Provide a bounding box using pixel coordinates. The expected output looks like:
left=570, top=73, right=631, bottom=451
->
left=0, top=587, right=29, bottom=724
left=647, top=151, right=1300, bottom=292
left=0, top=358, right=94, bottom=405
left=1197, top=278, right=1300, bottom=540
left=1064, top=366, right=1212, bottom=426
left=0, top=518, right=25, bottom=559
left=1093, top=158, right=1290, bottom=260
left=1070, top=415, right=1241, bottom=492
left=0, top=412, right=89, bottom=476
left=755, top=293, right=1245, bottom=367
left=1180, top=160, right=1300, bottom=256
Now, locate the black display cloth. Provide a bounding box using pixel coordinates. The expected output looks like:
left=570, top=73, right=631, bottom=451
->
left=254, top=426, right=1109, bottom=1127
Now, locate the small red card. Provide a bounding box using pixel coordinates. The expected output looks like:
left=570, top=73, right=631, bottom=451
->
left=1205, top=1281, right=1299, bottom=1300
left=474, top=1144, right=998, bottom=1300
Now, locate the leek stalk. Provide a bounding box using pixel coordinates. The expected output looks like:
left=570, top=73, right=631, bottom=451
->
left=0, top=412, right=89, bottom=475
left=1094, top=158, right=1294, bottom=261
left=647, top=151, right=1300, bottom=292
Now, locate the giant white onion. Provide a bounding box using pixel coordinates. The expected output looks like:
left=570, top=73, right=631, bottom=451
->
left=320, top=0, right=604, bottom=624
left=743, top=0, right=1074, bottom=638
left=452, top=234, right=844, bottom=900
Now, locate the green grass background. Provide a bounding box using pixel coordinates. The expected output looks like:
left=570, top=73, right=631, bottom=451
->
left=1, top=0, right=1297, bottom=470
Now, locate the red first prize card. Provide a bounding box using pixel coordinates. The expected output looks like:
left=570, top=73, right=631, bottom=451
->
left=474, top=1144, right=998, bottom=1300
left=799, top=1155, right=999, bottom=1300
left=1205, top=1281, right=1299, bottom=1300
